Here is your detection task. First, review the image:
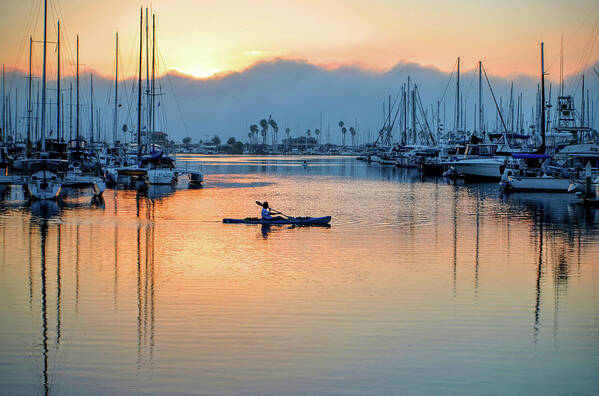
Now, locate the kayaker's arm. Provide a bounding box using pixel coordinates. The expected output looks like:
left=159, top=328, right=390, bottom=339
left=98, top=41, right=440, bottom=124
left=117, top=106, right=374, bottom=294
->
left=270, top=210, right=289, bottom=218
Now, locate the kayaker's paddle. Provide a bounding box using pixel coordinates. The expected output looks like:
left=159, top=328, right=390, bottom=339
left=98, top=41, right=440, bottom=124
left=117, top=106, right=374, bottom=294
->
left=255, top=201, right=291, bottom=218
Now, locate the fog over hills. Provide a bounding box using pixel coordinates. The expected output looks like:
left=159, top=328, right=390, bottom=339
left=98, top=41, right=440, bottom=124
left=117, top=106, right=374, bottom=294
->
left=2, top=59, right=598, bottom=144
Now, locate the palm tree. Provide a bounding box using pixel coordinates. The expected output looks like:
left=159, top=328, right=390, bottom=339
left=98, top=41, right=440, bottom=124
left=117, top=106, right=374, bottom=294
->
left=285, top=127, right=291, bottom=150
left=250, top=124, right=259, bottom=140
left=268, top=118, right=278, bottom=148
left=259, top=118, right=269, bottom=145
left=249, top=124, right=259, bottom=151
left=314, top=128, right=320, bottom=146
left=338, top=121, right=345, bottom=146
left=350, top=126, right=356, bottom=147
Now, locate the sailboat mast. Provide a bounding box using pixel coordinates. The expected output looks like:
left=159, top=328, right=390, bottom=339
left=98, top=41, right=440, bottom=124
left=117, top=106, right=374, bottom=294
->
left=478, top=61, right=482, bottom=134
left=540, top=42, right=546, bottom=152
left=7, top=92, right=11, bottom=140
left=152, top=14, right=155, bottom=142
left=437, top=100, right=440, bottom=142
left=76, top=35, right=79, bottom=140
left=455, top=57, right=460, bottom=134
left=145, top=7, right=150, bottom=150
left=402, top=85, right=406, bottom=145
left=1, top=65, right=4, bottom=143
left=581, top=75, right=585, bottom=127
left=517, top=94, right=521, bottom=133
left=69, top=83, right=72, bottom=140
left=97, top=108, right=100, bottom=141
left=587, top=90, right=590, bottom=130
left=411, top=88, right=416, bottom=144
left=61, top=93, right=64, bottom=140
left=90, top=74, right=94, bottom=143
left=2, top=65, right=4, bottom=143
left=57, top=21, right=60, bottom=142
left=15, top=90, right=18, bottom=141
left=387, top=95, right=391, bottom=133
left=560, top=36, right=564, bottom=97
left=113, top=32, right=118, bottom=143
left=28, top=37, right=32, bottom=144
left=407, top=77, right=411, bottom=138
left=137, top=7, right=143, bottom=162
left=35, top=82, right=39, bottom=141
left=41, top=0, right=47, bottom=152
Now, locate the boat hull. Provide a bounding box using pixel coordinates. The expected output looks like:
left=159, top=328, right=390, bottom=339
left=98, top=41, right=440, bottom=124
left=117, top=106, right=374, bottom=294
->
left=189, top=171, right=204, bottom=185
left=26, top=179, right=61, bottom=200
left=507, top=176, right=571, bottom=192
left=450, top=159, right=505, bottom=180
left=116, top=166, right=147, bottom=177
left=146, top=169, right=177, bottom=185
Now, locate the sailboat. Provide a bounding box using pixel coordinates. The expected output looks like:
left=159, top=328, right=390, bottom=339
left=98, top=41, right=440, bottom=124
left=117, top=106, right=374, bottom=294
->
left=116, top=8, right=148, bottom=182
left=145, top=13, right=178, bottom=186
left=26, top=0, right=63, bottom=200
left=61, top=34, right=105, bottom=196
left=501, top=43, right=599, bottom=192
left=117, top=10, right=187, bottom=186
left=26, top=154, right=62, bottom=200
left=143, top=150, right=178, bottom=185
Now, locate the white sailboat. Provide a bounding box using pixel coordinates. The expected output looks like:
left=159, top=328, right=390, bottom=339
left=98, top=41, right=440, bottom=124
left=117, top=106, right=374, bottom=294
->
left=27, top=0, right=63, bottom=200
left=143, top=151, right=177, bottom=185
left=145, top=14, right=177, bottom=186
left=26, top=156, right=63, bottom=200
left=501, top=44, right=599, bottom=193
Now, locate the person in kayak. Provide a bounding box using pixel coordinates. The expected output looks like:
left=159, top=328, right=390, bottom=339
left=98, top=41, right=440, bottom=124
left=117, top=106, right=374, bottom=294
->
left=261, top=202, right=285, bottom=221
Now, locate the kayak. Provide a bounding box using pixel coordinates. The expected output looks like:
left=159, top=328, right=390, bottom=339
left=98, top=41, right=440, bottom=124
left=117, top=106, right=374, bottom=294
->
left=223, top=216, right=331, bottom=226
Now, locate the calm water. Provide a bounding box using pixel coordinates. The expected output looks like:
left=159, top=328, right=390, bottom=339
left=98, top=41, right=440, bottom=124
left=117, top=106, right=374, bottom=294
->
left=1, top=155, right=598, bottom=395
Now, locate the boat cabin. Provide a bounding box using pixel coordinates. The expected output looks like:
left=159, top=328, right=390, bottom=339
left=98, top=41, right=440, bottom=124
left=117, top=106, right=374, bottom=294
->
left=464, top=144, right=497, bottom=157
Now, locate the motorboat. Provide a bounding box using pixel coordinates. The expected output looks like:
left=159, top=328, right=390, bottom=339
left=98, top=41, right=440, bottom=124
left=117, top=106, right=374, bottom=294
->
left=445, top=144, right=508, bottom=180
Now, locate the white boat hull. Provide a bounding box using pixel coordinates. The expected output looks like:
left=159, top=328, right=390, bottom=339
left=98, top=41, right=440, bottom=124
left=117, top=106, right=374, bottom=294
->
left=146, top=169, right=176, bottom=185
left=27, top=173, right=62, bottom=200
left=507, top=176, right=571, bottom=192
left=451, top=158, right=505, bottom=179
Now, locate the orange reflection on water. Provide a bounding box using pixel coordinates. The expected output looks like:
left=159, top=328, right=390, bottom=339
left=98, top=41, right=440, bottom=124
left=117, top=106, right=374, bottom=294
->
left=0, top=162, right=598, bottom=394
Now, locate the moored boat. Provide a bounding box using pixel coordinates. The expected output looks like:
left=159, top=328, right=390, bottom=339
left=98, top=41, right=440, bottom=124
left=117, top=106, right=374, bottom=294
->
left=445, top=144, right=509, bottom=180
left=188, top=169, right=204, bottom=186
left=25, top=157, right=63, bottom=200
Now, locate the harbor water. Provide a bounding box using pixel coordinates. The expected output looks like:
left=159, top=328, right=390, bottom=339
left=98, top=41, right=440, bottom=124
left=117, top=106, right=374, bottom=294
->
left=1, top=155, right=598, bottom=395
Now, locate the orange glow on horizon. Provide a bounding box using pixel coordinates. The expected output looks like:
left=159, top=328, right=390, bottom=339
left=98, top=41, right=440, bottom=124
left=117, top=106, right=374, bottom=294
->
left=0, top=0, right=597, bottom=81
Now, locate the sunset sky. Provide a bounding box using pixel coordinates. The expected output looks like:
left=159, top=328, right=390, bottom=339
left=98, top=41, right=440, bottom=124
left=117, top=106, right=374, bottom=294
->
left=0, top=0, right=598, bottom=80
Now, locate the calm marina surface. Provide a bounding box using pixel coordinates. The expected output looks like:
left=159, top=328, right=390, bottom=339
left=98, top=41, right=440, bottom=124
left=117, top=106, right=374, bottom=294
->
left=1, top=155, right=598, bottom=395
